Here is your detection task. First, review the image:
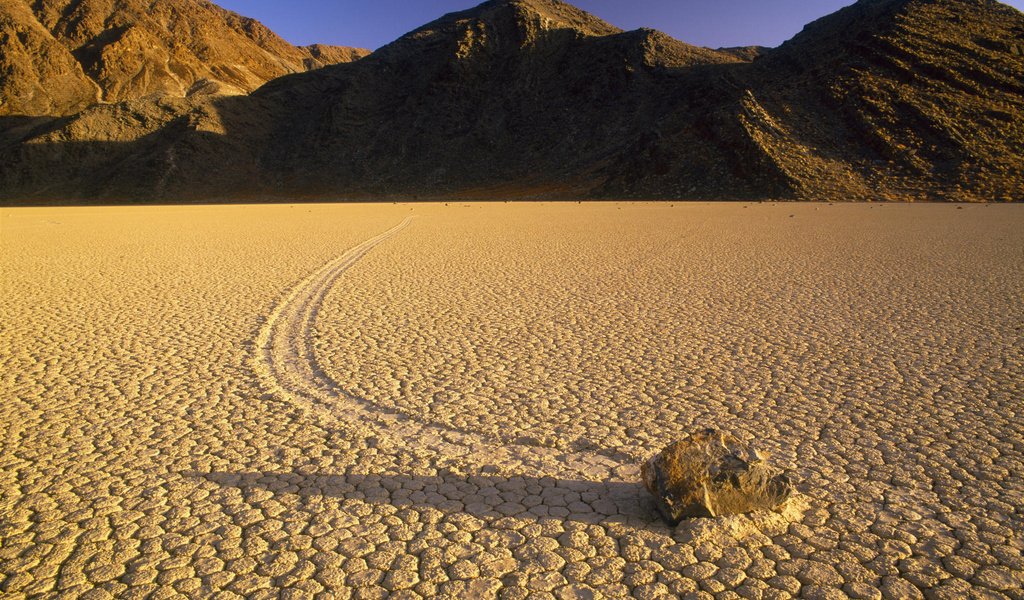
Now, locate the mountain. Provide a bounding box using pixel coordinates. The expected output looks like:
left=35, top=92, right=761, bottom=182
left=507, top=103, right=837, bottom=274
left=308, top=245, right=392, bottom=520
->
left=0, top=1, right=100, bottom=118
left=0, top=0, right=369, bottom=118
left=1, top=0, right=1022, bottom=202
left=247, top=0, right=749, bottom=198
left=595, top=0, right=1024, bottom=202
left=742, top=0, right=1024, bottom=201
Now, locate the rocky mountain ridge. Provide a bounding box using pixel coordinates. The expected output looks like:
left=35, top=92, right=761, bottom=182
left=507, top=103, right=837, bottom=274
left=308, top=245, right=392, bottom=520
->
left=0, top=0, right=369, bottom=118
left=1, top=0, right=1022, bottom=202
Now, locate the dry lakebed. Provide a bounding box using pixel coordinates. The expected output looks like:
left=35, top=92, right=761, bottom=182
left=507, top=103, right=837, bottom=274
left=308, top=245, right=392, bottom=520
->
left=1, top=202, right=1022, bottom=599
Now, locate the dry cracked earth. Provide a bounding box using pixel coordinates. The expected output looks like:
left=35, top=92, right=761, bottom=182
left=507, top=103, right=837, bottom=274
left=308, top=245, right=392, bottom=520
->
left=1, top=202, right=1022, bottom=599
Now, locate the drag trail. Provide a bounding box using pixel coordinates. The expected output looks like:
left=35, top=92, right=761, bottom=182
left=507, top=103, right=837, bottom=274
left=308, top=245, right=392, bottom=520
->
left=250, top=216, right=643, bottom=518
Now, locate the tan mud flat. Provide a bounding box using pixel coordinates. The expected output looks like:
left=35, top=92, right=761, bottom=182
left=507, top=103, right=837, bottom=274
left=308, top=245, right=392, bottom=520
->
left=1, top=202, right=1021, bottom=598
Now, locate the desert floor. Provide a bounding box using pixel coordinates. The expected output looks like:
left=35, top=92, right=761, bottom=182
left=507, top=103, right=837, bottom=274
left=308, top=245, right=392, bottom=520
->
left=1, top=202, right=1022, bottom=599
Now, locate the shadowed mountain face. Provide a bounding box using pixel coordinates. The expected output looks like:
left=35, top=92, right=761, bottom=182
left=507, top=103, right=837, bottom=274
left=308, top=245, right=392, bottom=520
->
left=0, top=0, right=369, bottom=117
left=1, top=0, right=1022, bottom=202
left=742, top=0, right=1024, bottom=201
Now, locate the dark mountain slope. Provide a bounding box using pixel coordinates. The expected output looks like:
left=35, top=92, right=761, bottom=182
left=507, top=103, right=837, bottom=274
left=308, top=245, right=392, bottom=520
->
left=743, top=0, right=1024, bottom=201
left=599, top=0, right=1024, bottom=201
left=786, top=0, right=1019, bottom=200
left=248, top=0, right=749, bottom=197
left=1, top=0, right=1022, bottom=202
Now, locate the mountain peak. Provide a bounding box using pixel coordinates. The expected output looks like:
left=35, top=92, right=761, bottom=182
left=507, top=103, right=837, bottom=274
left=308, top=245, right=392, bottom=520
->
left=491, top=0, right=622, bottom=35
left=406, top=0, right=622, bottom=42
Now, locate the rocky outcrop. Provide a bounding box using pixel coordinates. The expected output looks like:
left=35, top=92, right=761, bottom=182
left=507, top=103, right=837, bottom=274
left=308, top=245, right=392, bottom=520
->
left=0, top=1, right=98, bottom=117
left=599, top=0, right=1024, bottom=202
left=741, top=0, right=1024, bottom=201
left=641, top=429, right=794, bottom=525
left=299, top=44, right=372, bottom=70
left=1, top=0, right=369, bottom=117
left=1, top=0, right=1022, bottom=202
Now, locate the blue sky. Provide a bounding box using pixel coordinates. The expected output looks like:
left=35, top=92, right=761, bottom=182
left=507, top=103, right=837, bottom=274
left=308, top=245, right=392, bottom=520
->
left=216, top=0, right=1024, bottom=51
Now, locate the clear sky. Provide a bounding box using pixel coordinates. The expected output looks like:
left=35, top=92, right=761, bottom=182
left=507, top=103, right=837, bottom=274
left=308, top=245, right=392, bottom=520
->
left=216, top=0, right=1024, bottom=51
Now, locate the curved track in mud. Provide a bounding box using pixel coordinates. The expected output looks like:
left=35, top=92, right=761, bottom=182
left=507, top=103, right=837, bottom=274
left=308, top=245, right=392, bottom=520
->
left=251, top=217, right=632, bottom=486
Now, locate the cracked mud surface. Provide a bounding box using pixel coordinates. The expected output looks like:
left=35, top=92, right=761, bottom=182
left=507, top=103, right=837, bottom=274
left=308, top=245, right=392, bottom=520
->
left=1, top=202, right=1022, bottom=599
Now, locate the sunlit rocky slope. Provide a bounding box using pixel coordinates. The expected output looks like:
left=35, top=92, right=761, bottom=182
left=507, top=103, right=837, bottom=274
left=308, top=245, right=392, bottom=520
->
left=0, top=0, right=369, bottom=117
left=1, top=0, right=1022, bottom=202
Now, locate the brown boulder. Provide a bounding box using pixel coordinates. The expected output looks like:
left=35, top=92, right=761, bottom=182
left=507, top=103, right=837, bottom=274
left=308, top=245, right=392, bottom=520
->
left=641, top=429, right=793, bottom=525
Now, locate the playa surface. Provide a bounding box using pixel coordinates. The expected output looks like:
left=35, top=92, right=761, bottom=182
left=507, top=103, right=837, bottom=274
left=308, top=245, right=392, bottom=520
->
left=1, top=202, right=1022, bottom=599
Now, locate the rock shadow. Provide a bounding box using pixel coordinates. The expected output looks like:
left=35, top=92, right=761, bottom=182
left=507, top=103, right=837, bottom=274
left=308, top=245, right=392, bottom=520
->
left=189, top=469, right=664, bottom=527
